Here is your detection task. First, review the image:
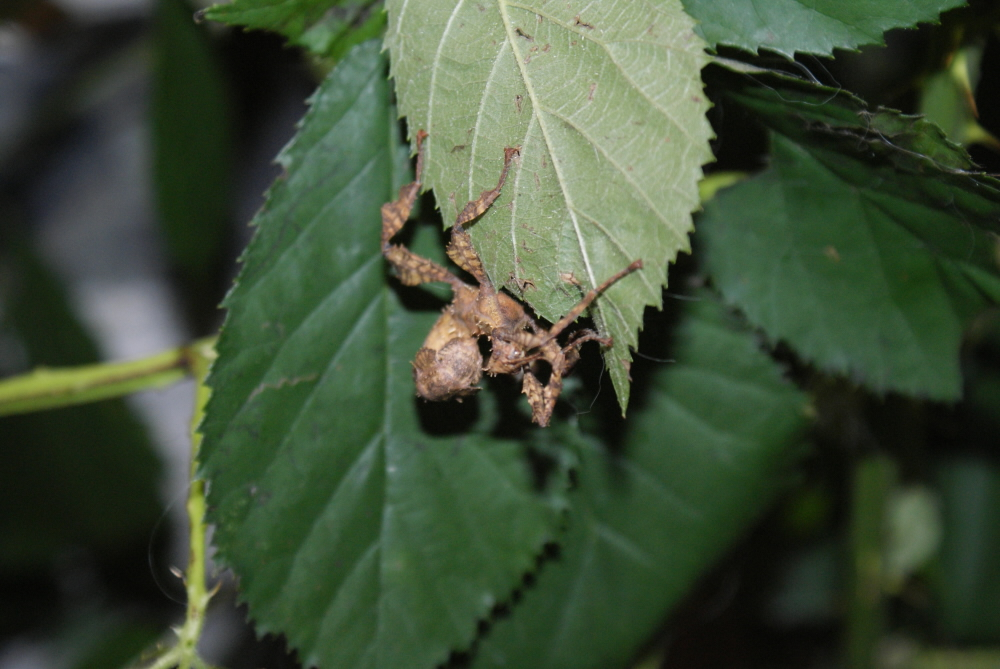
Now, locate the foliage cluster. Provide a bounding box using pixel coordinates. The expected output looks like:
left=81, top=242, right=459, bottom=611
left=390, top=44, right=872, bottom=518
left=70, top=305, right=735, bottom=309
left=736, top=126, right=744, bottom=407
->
left=2, top=1, right=1000, bottom=668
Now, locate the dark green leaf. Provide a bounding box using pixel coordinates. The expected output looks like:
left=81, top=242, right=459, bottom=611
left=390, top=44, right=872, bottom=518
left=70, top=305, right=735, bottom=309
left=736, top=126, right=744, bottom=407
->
left=202, top=0, right=384, bottom=60
left=933, top=456, right=1000, bottom=643
left=0, top=243, right=161, bottom=570
left=470, top=295, right=809, bottom=669
left=152, top=0, right=232, bottom=280
left=700, top=70, right=1000, bottom=399
left=683, top=0, right=965, bottom=57
left=66, top=611, right=162, bottom=669
left=200, top=41, right=568, bottom=669
left=714, top=67, right=978, bottom=173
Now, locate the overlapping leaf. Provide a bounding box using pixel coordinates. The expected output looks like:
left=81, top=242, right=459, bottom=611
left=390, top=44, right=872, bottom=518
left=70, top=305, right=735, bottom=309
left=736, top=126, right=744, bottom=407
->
left=385, top=0, right=714, bottom=412
left=700, top=69, right=1000, bottom=399
left=203, top=0, right=384, bottom=60
left=199, top=42, right=568, bottom=669
left=469, top=294, right=809, bottom=669
left=683, top=0, right=965, bottom=57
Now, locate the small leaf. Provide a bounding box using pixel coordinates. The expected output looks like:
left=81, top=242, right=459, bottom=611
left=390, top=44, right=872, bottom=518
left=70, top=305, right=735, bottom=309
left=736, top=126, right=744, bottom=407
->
left=683, top=0, right=965, bottom=57
left=384, top=0, right=714, bottom=413
left=202, top=0, right=384, bottom=60
left=919, top=43, right=1000, bottom=151
left=469, top=294, right=809, bottom=669
left=200, top=42, right=568, bottom=669
left=700, top=70, right=1000, bottom=398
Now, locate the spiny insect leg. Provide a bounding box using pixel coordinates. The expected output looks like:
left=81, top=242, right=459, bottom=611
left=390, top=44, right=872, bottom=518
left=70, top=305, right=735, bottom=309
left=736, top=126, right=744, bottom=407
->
left=446, top=223, right=491, bottom=288
left=543, top=259, right=643, bottom=343
left=381, top=130, right=428, bottom=247
left=454, top=146, right=520, bottom=227
left=383, top=246, right=457, bottom=287
left=382, top=130, right=464, bottom=287
left=446, top=145, right=520, bottom=287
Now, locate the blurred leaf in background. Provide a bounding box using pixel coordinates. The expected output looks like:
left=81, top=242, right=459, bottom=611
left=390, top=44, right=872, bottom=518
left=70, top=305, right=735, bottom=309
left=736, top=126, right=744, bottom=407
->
left=201, top=0, right=385, bottom=62
left=0, top=237, right=164, bottom=657
left=470, top=294, right=810, bottom=669
left=152, top=0, right=234, bottom=325
left=933, top=456, right=1000, bottom=644
left=0, top=242, right=162, bottom=572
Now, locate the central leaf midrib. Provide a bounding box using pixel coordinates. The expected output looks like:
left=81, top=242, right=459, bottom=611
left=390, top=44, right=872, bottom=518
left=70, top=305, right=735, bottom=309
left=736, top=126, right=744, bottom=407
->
left=497, top=0, right=599, bottom=300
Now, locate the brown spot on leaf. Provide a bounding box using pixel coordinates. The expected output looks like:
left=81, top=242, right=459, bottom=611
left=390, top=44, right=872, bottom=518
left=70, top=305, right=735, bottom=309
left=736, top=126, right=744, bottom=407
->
left=559, top=271, right=580, bottom=286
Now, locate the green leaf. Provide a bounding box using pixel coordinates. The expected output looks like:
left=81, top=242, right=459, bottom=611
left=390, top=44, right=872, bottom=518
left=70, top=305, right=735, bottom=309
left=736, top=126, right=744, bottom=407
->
left=934, top=456, right=1000, bottom=643
left=152, top=0, right=232, bottom=280
left=384, top=0, right=714, bottom=413
left=683, top=0, right=965, bottom=57
left=0, top=244, right=161, bottom=570
left=919, top=43, right=1000, bottom=150
left=699, top=72, right=1000, bottom=398
left=202, top=0, right=385, bottom=60
left=469, top=294, right=809, bottom=669
left=712, top=67, right=979, bottom=174
left=200, top=41, right=568, bottom=669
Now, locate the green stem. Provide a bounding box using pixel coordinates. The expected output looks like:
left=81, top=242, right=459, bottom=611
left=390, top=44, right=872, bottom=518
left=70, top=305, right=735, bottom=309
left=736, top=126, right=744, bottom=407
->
left=0, top=337, right=216, bottom=416
left=846, top=455, right=896, bottom=669
left=179, top=338, right=215, bottom=669
left=143, top=338, right=218, bottom=669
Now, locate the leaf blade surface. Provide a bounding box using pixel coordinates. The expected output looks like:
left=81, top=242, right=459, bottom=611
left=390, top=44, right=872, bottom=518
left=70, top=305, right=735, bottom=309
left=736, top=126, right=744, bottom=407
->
left=470, top=295, right=809, bottom=668
left=700, top=71, right=1000, bottom=397
left=385, top=0, right=714, bottom=412
left=200, top=41, right=567, bottom=669
left=683, top=0, right=965, bottom=57
left=203, top=0, right=384, bottom=60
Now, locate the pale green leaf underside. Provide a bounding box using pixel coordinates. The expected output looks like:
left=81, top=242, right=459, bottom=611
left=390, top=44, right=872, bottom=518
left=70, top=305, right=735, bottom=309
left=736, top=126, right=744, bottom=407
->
left=684, top=0, right=966, bottom=57
left=385, top=0, right=714, bottom=412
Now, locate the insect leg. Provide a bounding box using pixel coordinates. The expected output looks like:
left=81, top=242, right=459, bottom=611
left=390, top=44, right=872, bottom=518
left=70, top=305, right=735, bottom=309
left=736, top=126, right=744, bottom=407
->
left=381, top=130, right=428, bottom=247
left=542, top=259, right=643, bottom=342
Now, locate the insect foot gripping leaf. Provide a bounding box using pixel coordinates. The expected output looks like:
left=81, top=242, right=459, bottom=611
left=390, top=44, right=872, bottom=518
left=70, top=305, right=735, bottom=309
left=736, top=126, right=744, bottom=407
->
left=381, top=133, right=642, bottom=426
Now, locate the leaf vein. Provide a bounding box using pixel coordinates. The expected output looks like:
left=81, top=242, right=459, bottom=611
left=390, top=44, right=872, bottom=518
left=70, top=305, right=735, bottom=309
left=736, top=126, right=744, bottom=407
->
left=426, top=0, right=470, bottom=170
left=499, top=0, right=599, bottom=294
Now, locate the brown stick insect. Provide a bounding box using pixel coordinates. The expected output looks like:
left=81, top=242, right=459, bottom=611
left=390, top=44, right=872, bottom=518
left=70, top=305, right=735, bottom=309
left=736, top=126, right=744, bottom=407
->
left=381, top=130, right=642, bottom=426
